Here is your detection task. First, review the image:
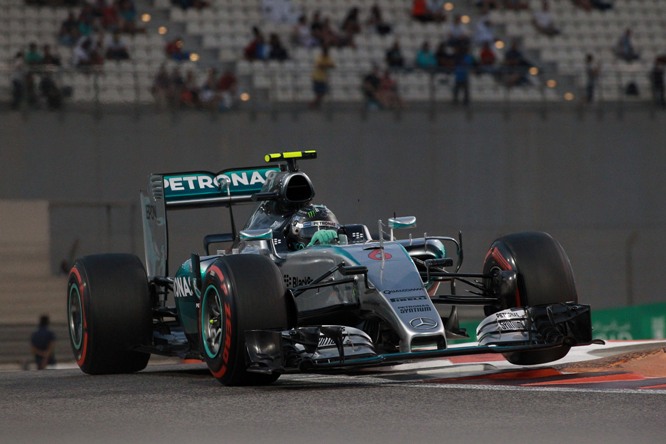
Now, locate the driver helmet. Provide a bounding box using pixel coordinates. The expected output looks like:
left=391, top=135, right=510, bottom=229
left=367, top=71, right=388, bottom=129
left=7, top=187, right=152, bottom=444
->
left=288, top=204, right=340, bottom=250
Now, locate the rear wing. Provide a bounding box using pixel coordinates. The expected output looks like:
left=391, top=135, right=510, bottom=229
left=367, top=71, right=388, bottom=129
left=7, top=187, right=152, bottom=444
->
left=140, top=166, right=280, bottom=278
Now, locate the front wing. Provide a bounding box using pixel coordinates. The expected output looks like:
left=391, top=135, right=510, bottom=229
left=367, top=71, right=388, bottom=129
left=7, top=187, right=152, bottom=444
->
left=244, top=303, right=597, bottom=373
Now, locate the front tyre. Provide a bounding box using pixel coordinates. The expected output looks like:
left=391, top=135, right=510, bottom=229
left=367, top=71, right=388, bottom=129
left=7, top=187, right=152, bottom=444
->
left=483, top=232, right=578, bottom=365
left=67, top=254, right=151, bottom=374
left=201, top=255, right=288, bottom=386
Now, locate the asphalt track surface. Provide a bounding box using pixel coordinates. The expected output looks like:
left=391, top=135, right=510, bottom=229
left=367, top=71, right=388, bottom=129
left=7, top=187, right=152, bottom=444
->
left=3, top=343, right=666, bottom=444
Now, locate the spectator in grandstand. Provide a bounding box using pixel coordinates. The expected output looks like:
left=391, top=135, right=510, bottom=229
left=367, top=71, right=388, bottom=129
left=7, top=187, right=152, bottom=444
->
left=386, top=40, right=406, bottom=69
left=584, top=53, right=600, bottom=103
left=415, top=41, right=437, bottom=70
left=198, top=68, right=219, bottom=110
left=502, top=0, right=529, bottom=10
left=501, top=40, right=532, bottom=87
left=42, top=45, right=62, bottom=67
left=118, top=0, right=142, bottom=34
left=172, top=0, right=209, bottom=10
left=532, top=0, right=560, bottom=37
left=309, top=45, right=335, bottom=109
left=105, top=31, right=130, bottom=61
left=447, top=14, right=471, bottom=50
left=291, top=14, right=318, bottom=48
left=572, top=0, right=613, bottom=12
left=310, top=10, right=324, bottom=45
left=478, top=41, right=497, bottom=74
left=77, top=3, right=96, bottom=37
left=453, top=47, right=476, bottom=105
left=411, top=0, right=445, bottom=23
left=10, top=51, right=25, bottom=110
left=216, top=69, right=238, bottom=110
left=243, top=27, right=268, bottom=61
left=179, top=69, right=199, bottom=107
left=98, top=0, right=120, bottom=32
left=166, top=36, right=191, bottom=61
left=340, top=7, right=362, bottom=38
left=650, top=57, right=665, bottom=108
left=366, top=4, right=392, bottom=36
left=378, top=69, right=404, bottom=110
left=31, top=315, right=56, bottom=370
left=320, top=16, right=353, bottom=48
left=39, top=72, right=63, bottom=110
left=72, top=36, right=102, bottom=68
left=613, top=28, right=640, bottom=62
left=169, top=65, right=185, bottom=102
left=150, top=63, right=172, bottom=108
left=362, top=64, right=383, bottom=110
left=58, top=11, right=80, bottom=47
left=268, top=33, right=289, bottom=61
left=473, top=15, right=496, bottom=47
left=24, top=42, right=44, bottom=67
left=475, top=0, right=499, bottom=9
left=435, top=41, right=455, bottom=73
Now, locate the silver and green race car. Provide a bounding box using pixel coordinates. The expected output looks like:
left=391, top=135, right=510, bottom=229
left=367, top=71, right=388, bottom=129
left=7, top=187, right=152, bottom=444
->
left=67, top=151, right=597, bottom=385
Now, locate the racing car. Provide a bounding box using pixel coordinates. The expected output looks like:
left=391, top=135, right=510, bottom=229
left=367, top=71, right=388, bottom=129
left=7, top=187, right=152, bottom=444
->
left=67, top=150, right=597, bottom=385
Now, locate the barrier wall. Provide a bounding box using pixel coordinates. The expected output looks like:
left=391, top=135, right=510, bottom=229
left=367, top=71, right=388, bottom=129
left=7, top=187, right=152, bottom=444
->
left=1, top=106, right=664, bottom=309
left=0, top=200, right=50, bottom=276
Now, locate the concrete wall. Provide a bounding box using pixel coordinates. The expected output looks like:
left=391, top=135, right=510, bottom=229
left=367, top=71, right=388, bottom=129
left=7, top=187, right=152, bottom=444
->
left=0, top=200, right=50, bottom=276
left=1, top=106, right=664, bottom=309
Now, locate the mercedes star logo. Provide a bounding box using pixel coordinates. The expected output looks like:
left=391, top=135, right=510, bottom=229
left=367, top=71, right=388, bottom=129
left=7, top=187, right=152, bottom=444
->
left=410, top=317, right=438, bottom=330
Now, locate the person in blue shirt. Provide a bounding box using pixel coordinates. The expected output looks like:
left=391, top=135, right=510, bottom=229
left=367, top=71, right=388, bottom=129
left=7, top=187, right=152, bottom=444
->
left=31, top=315, right=56, bottom=370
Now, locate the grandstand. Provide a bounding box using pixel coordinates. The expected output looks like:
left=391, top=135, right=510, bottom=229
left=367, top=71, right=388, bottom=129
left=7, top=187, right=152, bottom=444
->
left=0, top=0, right=664, bottom=108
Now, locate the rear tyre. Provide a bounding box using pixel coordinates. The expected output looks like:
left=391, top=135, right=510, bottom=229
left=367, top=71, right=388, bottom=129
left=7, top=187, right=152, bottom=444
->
left=483, top=232, right=578, bottom=365
left=67, top=254, right=152, bottom=374
left=201, top=255, right=288, bottom=386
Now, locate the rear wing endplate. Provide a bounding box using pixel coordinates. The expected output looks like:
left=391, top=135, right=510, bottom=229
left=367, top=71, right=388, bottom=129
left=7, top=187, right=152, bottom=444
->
left=140, top=166, right=279, bottom=277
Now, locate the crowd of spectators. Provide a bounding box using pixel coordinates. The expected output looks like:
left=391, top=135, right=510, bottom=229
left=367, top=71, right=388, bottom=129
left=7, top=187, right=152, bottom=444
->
left=56, top=0, right=143, bottom=69
left=150, top=63, right=238, bottom=111
left=11, top=41, right=67, bottom=110
left=8, top=0, right=666, bottom=111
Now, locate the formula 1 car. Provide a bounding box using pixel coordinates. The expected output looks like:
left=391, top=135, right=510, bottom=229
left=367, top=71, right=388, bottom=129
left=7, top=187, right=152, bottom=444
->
left=67, top=151, right=596, bottom=385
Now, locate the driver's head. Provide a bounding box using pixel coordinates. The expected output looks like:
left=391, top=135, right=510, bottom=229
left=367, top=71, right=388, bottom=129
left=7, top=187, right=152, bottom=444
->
left=287, top=204, right=339, bottom=250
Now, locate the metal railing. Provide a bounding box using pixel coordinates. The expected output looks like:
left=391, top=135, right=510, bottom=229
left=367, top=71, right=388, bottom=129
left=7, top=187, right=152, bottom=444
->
left=2, top=63, right=663, bottom=115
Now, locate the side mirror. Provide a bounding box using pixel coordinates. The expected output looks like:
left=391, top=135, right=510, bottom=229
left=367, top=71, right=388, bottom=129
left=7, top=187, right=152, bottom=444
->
left=388, top=216, right=417, bottom=230
left=239, top=228, right=273, bottom=241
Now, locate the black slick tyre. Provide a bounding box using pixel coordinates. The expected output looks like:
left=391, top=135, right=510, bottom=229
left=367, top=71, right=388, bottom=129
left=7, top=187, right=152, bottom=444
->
left=483, top=232, right=578, bottom=365
left=200, top=254, right=288, bottom=386
left=67, top=254, right=152, bottom=374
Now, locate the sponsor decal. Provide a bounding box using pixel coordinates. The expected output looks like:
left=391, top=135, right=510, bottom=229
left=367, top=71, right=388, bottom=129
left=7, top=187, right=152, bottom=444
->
left=206, top=265, right=233, bottom=380
left=389, top=295, right=428, bottom=303
left=222, top=302, right=232, bottom=365
left=283, top=274, right=313, bottom=288
left=163, top=168, right=279, bottom=201
left=144, top=204, right=157, bottom=220
left=368, top=249, right=392, bottom=261
left=410, top=317, right=439, bottom=330
left=174, top=276, right=194, bottom=298
left=399, top=305, right=434, bottom=314
left=495, top=310, right=526, bottom=320
left=384, top=288, right=423, bottom=295
left=496, top=320, right=527, bottom=331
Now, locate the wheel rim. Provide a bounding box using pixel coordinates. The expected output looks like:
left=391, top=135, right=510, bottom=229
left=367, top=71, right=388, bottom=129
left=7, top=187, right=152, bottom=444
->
left=68, top=284, right=83, bottom=349
left=202, top=286, right=223, bottom=359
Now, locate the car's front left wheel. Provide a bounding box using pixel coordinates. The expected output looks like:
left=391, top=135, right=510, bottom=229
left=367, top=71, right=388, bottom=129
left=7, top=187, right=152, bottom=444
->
left=201, top=254, right=289, bottom=386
